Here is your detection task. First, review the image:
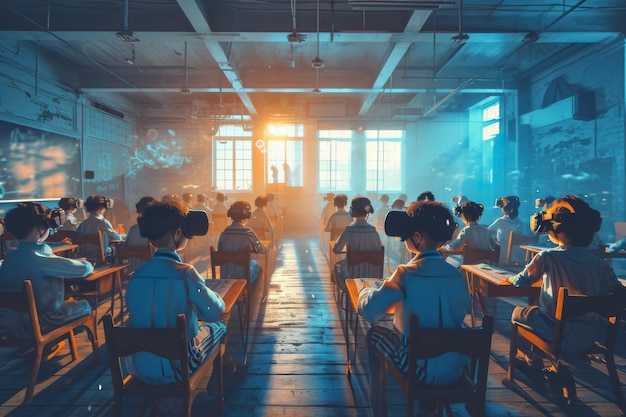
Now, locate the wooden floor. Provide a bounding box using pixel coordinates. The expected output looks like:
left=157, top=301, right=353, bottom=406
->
left=1, top=237, right=626, bottom=417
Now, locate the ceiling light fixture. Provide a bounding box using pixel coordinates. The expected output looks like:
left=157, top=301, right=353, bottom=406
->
left=311, top=0, right=325, bottom=69
left=522, top=31, right=540, bottom=43
left=116, top=0, right=139, bottom=42
left=451, top=0, right=469, bottom=44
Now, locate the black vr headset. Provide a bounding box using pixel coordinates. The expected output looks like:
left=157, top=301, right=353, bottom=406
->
left=138, top=209, right=209, bottom=240
left=22, top=202, right=66, bottom=230
left=529, top=202, right=602, bottom=234
left=384, top=208, right=456, bottom=243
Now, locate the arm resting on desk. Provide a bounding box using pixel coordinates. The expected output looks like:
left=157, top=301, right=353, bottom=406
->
left=358, top=275, right=402, bottom=324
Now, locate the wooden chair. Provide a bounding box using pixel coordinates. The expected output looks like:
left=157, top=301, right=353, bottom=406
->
left=102, top=313, right=224, bottom=417
left=46, top=229, right=77, bottom=243
left=344, top=246, right=385, bottom=372
left=503, top=231, right=538, bottom=267
left=505, top=287, right=626, bottom=413
left=329, top=227, right=344, bottom=241
left=209, top=246, right=251, bottom=366
left=114, top=244, right=153, bottom=323
left=375, top=314, right=493, bottom=417
left=462, top=244, right=500, bottom=266
left=73, top=230, right=106, bottom=265
left=0, top=280, right=98, bottom=405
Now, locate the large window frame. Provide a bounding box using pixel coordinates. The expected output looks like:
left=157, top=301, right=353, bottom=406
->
left=213, top=124, right=253, bottom=191
left=265, top=123, right=304, bottom=187
left=318, top=130, right=353, bottom=192
left=365, top=129, right=404, bottom=193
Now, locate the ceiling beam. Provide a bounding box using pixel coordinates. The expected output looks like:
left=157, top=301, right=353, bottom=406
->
left=175, top=0, right=257, bottom=115
left=82, top=87, right=514, bottom=95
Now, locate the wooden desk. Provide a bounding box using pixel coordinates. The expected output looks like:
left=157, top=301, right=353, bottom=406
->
left=519, top=244, right=554, bottom=263
left=47, top=242, right=79, bottom=256
left=205, top=278, right=247, bottom=316
left=520, top=243, right=626, bottom=262
left=461, top=263, right=541, bottom=326
left=344, top=278, right=388, bottom=375
left=75, top=263, right=128, bottom=325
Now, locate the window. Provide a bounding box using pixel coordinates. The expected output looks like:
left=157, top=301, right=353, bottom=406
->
left=266, top=123, right=304, bottom=187
left=213, top=124, right=253, bottom=191
left=318, top=130, right=352, bottom=191
left=482, top=101, right=500, bottom=140
left=365, top=130, right=403, bottom=192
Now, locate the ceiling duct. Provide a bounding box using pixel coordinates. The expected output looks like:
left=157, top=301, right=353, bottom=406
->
left=347, top=0, right=452, bottom=10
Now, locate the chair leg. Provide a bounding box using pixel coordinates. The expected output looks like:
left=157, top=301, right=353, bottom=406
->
left=68, top=329, right=79, bottom=361
left=23, top=345, right=44, bottom=405
left=506, top=325, right=519, bottom=383
left=605, top=353, right=626, bottom=414
left=216, top=344, right=225, bottom=412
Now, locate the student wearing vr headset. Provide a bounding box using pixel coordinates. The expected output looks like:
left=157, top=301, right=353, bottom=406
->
left=76, top=195, right=122, bottom=262
left=0, top=202, right=93, bottom=341
left=324, top=194, right=352, bottom=234
left=332, top=197, right=381, bottom=287
left=217, top=201, right=266, bottom=284
left=358, top=201, right=470, bottom=412
left=57, top=197, right=83, bottom=231
left=246, top=195, right=275, bottom=235
left=488, top=195, right=526, bottom=264
left=125, top=200, right=226, bottom=386
left=508, top=195, right=624, bottom=361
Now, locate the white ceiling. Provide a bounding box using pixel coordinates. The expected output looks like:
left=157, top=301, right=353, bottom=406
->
left=0, top=0, right=624, bottom=125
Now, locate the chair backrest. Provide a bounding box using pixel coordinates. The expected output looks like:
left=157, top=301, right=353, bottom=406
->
left=614, top=221, right=626, bottom=241
left=346, top=246, right=385, bottom=279
left=553, top=287, right=624, bottom=351
left=406, top=314, right=494, bottom=407
left=102, top=313, right=191, bottom=401
left=329, top=228, right=344, bottom=241
left=116, top=244, right=153, bottom=264
left=73, top=231, right=105, bottom=264
left=251, top=227, right=266, bottom=240
left=462, top=243, right=500, bottom=266
left=505, top=230, right=538, bottom=264
left=0, top=280, right=43, bottom=340
left=0, top=231, right=18, bottom=259
left=209, top=246, right=251, bottom=283
left=46, top=230, right=77, bottom=243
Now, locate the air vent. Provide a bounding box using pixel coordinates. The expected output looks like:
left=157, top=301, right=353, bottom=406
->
left=392, top=107, right=422, bottom=120
left=347, top=0, right=452, bottom=10
left=92, top=101, right=124, bottom=119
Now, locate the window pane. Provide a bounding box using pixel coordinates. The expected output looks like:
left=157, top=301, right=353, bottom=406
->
left=213, top=138, right=252, bottom=191
left=318, top=137, right=351, bottom=191
left=365, top=138, right=403, bottom=192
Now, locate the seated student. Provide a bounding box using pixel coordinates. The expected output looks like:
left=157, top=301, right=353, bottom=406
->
left=442, top=201, right=497, bottom=262
left=125, top=200, right=226, bottom=385
left=246, top=195, right=274, bottom=236
left=182, top=193, right=194, bottom=209
left=77, top=195, right=122, bottom=262
left=508, top=195, right=624, bottom=359
left=217, top=201, right=266, bottom=285
left=194, top=193, right=211, bottom=213
left=57, top=197, right=83, bottom=231
left=488, top=195, right=525, bottom=264
left=0, top=202, right=93, bottom=339
left=358, top=201, right=470, bottom=413
left=391, top=197, right=405, bottom=210
left=416, top=190, right=435, bottom=202
left=124, top=196, right=157, bottom=272
left=324, top=194, right=352, bottom=238
left=211, top=193, right=229, bottom=235
left=320, top=192, right=336, bottom=228
left=333, top=197, right=381, bottom=285
left=376, top=194, right=391, bottom=231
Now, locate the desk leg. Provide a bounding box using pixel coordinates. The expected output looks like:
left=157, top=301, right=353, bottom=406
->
left=465, top=271, right=476, bottom=327
left=344, top=302, right=352, bottom=375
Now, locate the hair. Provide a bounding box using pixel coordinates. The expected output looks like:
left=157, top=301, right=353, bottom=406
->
left=4, top=203, right=48, bottom=239
left=139, top=201, right=189, bottom=244
left=350, top=197, right=373, bottom=217
left=85, top=195, right=107, bottom=212
left=406, top=201, right=456, bottom=243
left=391, top=198, right=405, bottom=210
left=254, top=195, right=268, bottom=208
left=135, top=196, right=157, bottom=214
left=228, top=201, right=252, bottom=221
left=333, top=194, right=348, bottom=208
left=380, top=194, right=389, bottom=204
left=455, top=201, right=484, bottom=222
left=216, top=192, right=226, bottom=202
left=197, top=194, right=207, bottom=203
left=549, top=195, right=601, bottom=247
left=182, top=193, right=193, bottom=203
left=161, top=193, right=180, bottom=202
left=59, top=197, right=78, bottom=211
left=417, top=191, right=435, bottom=202
left=499, top=195, right=520, bottom=219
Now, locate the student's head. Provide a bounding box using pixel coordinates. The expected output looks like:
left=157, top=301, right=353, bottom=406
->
left=161, top=193, right=179, bottom=202
left=228, top=201, right=252, bottom=222
left=350, top=197, right=374, bottom=218
left=216, top=192, right=226, bottom=202
left=254, top=195, right=268, bottom=208
left=530, top=195, right=601, bottom=247
left=417, top=191, right=435, bottom=202
left=333, top=194, right=348, bottom=209
left=182, top=193, right=193, bottom=204
left=135, top=196, right=157, bottom=215
left=495, top=195, right=520, bottom=219
left=453, top=201, right=484, bottom=223
left=535, top=195, right=556, bottom=212
left=138, top=201, right=208, bottom=250
left=451, top=194, right=469, bottom=206
left=324, top=192, right=335, bottom=203
left=385, top=201, right=456, bottom=250
left=380, top=194, right=389, bottom=204
left=197, top=194, right=207, bottom=203
left=85, top=195, right=113, bottom=213
left=58, top=197, right=82, bottom=214
left=4, top=202, right=64, bottom=241
left=391, top=198, right=405, bottom=210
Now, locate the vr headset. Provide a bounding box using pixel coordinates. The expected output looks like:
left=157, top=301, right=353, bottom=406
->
left=138, top=210, right=209, bottom=240
left=26, top=203, right=66, bottom=230
left=530, top=206, right=602, bottom=234
left=495, top=196, right=519, bottom=208
left=59, top=197, right=83, bottom=210
left=384, top=209, right=456, bottom=242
